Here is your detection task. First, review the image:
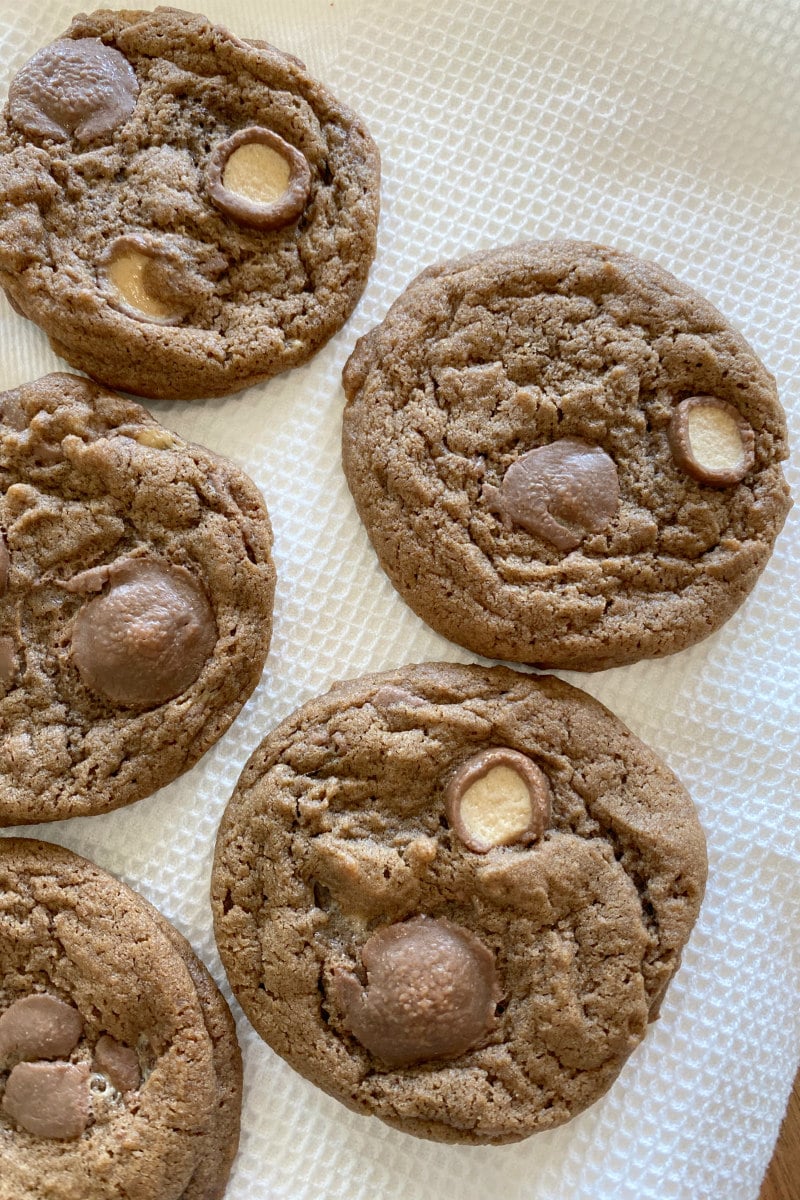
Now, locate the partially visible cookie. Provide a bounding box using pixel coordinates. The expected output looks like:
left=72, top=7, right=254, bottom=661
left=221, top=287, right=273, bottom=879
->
left=143, top=905, right=243, bottom=1200
left=0, top=373, right=275, bottom=824
left=342, top=240, right=792, bottom=670
left=0, top=8, right=380, bottom=399
left=0, top=837, right=242, bottom=1200
left=211, top=662, right=707, bottom=1144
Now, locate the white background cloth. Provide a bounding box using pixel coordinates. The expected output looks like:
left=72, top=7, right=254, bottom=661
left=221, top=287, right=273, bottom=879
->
left=0, top=2, right=798, bottom=1197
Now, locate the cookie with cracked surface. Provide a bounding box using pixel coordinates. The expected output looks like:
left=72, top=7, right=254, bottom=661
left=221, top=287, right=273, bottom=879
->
left=138, top=902, right=243, bottom=1200
left=211, top=662, right=707, bottom=1144
left=0, top=7, right=380, bottom=399
left=0, top=837, right=242, bottom=1200
left=342, top=240, right=792, bottom=670
left=0, top=373, right=275, bottom=824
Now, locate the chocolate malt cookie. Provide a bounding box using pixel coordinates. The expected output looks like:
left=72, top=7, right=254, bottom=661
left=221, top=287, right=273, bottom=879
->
left=0, top=373, right=275, bottom=824
left=211, top=662, right=707, bottom=1144
left=0, top=8, right=380, bottom=400
left=0, top=837, right=242, bottom=1200
left=342, top=240, right=792, bottom=670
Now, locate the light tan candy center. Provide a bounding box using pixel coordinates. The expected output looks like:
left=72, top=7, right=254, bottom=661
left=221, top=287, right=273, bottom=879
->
left=458, top=765, right=534, bottom=847
left=134, top=427, right=175, bottom=449
left=686, top=403, right=746, bottom=471
left=222, top=142, right=292, bottom=205
left=107, top=251, right=176, bottom=320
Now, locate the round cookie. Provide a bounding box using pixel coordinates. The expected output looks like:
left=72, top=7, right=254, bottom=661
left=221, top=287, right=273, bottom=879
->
left=342, top=240, right=792, bottom=670
left=211, top=662, right=707, bottom=1144
left=0, top=8, right=380, bottom=400
left=0, top=373, right=275, bottom=824
left=0, top=837, right=242, bottom=1200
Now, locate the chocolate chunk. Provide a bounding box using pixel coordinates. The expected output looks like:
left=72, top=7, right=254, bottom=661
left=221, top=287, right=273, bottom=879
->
left=2, top=1061, right=90, bottom=1138
left=9, top=39, right=138, bottom=145
left=93, top=1035, right=141, bottom=1093
left=0, top=994, right=83, bottom=1065
left=71, top=559, right=217, bottom=707
left=331, top=916, right=499, bottom=1067
left=206, top=126, right=311, bottom=230
left=445, top=748, right=551, bottom=853
left=668, top=395, right=755, bottom=486
left=498, top=437, right=620, bottom=551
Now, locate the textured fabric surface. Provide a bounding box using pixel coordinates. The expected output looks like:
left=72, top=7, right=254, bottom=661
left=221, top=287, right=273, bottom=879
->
left=0, top=1, right=797, bottom=1198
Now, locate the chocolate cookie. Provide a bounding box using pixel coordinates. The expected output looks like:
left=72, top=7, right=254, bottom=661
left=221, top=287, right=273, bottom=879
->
left=0, top=8, right=380, bottom=399
left=342, top=240, right=792, bottom=670
left=0, top=373, right=275, bottom=825
left=0, top=837, right=242, bottom=1200
left=211, top=662, right=707, bottom=1144
left=139, top=905, right=242, bottom=1200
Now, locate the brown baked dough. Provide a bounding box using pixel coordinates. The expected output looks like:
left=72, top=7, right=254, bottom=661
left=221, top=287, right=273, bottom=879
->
left=0, top=373, right=275, bottom=824
left=0, top=838, right=242, bottom=1200
left=211, top=662, right=707, bottom=1144
left=342, top=240, right=792, bottom=670
left=0, top=8, right=380, bottom=399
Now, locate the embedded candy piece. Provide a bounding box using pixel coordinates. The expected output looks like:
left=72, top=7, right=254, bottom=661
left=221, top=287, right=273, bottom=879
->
left=2, top=1061, right=90, bottom=1138
left=445, top=748, right=551, bottom=854
left=498, top=437, right=620, bottom=551
left=0, top=994, right=83, bottom=1065
left=668, top=396, right=755, bottom=486
left=104, top=237, right=192, bottom=325
left=0, top=534, right=8, bottom=592
left=94, top=1035, right=141, bottom=1093
left=133, top=428, right=177, bottom=450
left=71, top=559, right=217, bottom=707
left=331, top=916, right=499, bottom=1067
left=8, top=39, right=138, bottom=145
left=206, top=126, right=311, bottom=230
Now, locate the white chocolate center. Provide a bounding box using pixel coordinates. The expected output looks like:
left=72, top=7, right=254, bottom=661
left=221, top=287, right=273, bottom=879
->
left=458, top=766, right=533, bottom=847
left=134, top=428, right=175, bottom=449
left=107, top=252, right=176, bottom=320
left=687, top=403, right=745, bottom=471
left=222, top=142, right=291, bottom=205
